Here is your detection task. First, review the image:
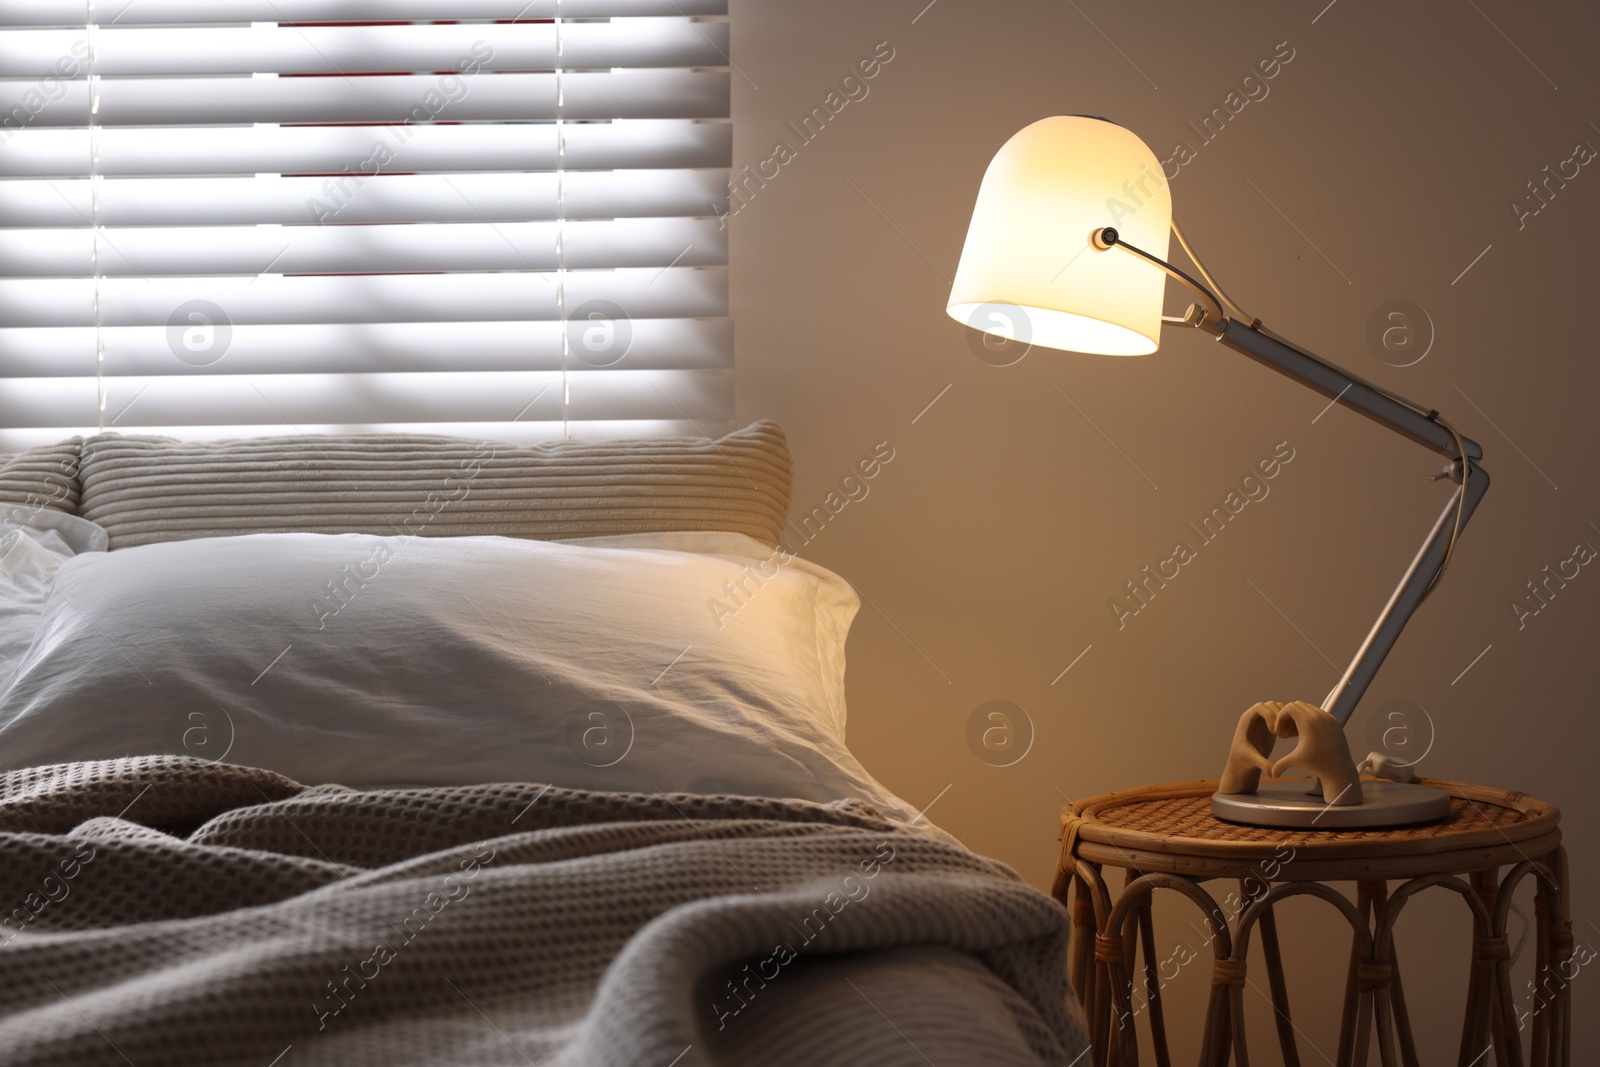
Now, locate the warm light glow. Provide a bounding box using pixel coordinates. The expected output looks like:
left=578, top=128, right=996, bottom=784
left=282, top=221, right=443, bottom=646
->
left=947, top=116, right=1172, bottom=356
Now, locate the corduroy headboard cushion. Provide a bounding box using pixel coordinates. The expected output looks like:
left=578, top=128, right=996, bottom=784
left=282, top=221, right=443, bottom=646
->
left=0, top=423, right=792, bottom=551
left=0, top=438, right=83, bottom=520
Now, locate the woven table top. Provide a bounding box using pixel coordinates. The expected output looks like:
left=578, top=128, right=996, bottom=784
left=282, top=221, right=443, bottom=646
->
left=1058, top=779, right=1562, bottom=880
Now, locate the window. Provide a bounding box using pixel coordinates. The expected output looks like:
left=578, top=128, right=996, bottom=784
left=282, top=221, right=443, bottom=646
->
left=0, top=0, right=731, bottom=450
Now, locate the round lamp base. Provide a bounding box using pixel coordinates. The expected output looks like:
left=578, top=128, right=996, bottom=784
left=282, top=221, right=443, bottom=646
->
left=1211, top=780, right=1451, bottom=829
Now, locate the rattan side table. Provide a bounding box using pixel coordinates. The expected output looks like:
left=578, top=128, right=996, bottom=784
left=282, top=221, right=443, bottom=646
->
left=1051, top=779, right=1570, bottom=1067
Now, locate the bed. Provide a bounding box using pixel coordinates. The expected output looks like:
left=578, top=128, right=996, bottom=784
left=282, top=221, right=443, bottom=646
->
left=0, top=422, right=1090, bottom=1066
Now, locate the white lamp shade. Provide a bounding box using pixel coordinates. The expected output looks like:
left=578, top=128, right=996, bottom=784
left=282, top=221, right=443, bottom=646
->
left=947, top=116, right=1172, bottom=356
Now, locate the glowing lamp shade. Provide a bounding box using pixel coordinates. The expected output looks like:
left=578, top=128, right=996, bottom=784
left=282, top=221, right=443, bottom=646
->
left=947, top=116, right=1172, bottom=356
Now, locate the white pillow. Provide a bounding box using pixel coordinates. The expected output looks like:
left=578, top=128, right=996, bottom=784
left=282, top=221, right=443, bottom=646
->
left=557, top=530, right=852, bottom=737
left=0, top=531, right=913, bottom=819
left=1, top=511, right=108, bottom=671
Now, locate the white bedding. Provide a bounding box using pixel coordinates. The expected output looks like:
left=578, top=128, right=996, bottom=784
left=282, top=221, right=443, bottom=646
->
left=0, top=529, right=920, bottom=821
left=0, top=511, right=107, bottom=667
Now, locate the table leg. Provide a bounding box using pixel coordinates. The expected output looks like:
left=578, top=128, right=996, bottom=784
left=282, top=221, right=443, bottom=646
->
left=1091, top=951, right=1112, bottom=1067
left=1374, top=984, right=1401, bottom=1067
left=1489, top=944, right=1524, bottom=1067
left=1352, top=979, right=1375, bottom=1067
left=1258, top=903, right=1301, bottom=1067
left=1202, top=982, right=1232, bottom=1067
left=1115, top=894, right=1142, bottom=1067
left=1211, top=898, right=1235, bottom=1067
left=1459, top=869, right=1496, bottom=1067
left=1068, top=866, right=1113, bottom=1067
left=1478, top=869, right=1521, bottom=1067
left=1528, top=846, right=1573, bottom=1067
left=1135, top=900, right=1172, bottom=1067
left=1386, top=942, right=1420, bottom=1067
left=1533, top=864, right=1551, bottom=1067
left=1364, top=883, right=1401, bottom=1067
left=1070, top=876, right=1095, bottom=1008
left=1340, top=882, right=1381, bottom=1067
left=1552, top=846, right=1571, bottom=1067
left=1067, top=865, right=1114, bottom=1067
left=1098, top=932, right=1139, bottom=1067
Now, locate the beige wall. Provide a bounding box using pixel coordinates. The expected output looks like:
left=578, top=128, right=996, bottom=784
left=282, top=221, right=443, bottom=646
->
left=731, top=0, right=1598, bottom=1056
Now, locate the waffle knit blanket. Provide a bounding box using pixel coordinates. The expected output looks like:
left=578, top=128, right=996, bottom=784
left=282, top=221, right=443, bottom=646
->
left=0, top=757, right=1089, bottom=1066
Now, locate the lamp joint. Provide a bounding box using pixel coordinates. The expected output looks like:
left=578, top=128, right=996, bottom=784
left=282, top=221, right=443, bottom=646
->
left=1183, top=302, right=1223, bottom=335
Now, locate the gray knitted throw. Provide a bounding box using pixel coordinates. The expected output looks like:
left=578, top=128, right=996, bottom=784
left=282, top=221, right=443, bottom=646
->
left=0, top=757, right=1089, bottom=1065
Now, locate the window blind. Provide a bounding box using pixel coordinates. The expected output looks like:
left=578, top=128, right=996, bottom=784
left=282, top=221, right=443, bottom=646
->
left=0, top=0, right=732, bottom=450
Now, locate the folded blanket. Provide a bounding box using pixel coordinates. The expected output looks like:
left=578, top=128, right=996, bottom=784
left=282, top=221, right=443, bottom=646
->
left=0, top=757, right=1089, bottom=1066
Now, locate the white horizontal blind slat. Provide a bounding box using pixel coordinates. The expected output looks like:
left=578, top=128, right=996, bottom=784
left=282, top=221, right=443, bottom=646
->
left=0, top=21, right=729, bottom=76
left=0, top=218, right=727, bottom=274
left=0, top=171, right=729, bottom=225
left=0, top=369, right=732, bottom=425
left=3, top=71, right=729, bottom=125
left=0, top=318, right=733, bottom=374
left=0, top=0, right=727, bottom=26
left=0, top=122, right=733, bottom=177
left=0, top=5, right=733, bottom=436
left=0, top=268, right=728, bottom=325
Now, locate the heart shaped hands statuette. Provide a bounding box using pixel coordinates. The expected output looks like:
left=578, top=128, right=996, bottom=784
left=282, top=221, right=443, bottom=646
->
left=1217, top=700, right=1364, bottom=806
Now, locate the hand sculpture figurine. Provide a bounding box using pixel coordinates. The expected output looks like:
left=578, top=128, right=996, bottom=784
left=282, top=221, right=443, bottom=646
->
left=1217, top=701, right=1280, bottom=795
left=1218, top=700, right=1364, bottom=806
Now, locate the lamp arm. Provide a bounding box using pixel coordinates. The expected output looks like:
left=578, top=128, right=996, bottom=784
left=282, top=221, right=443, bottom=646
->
left=1093, top=226, right=1228, bottom=329
left=1171, top=218, right=1255, bottom=323
left=1206, top=320, right=1491, bottom=725
left=1321, top=467, right=1490, bottom=723
left=1094, top=226, right=1492, bottom=725
left=1096, top=226, right=1479, bottom=462
left=1100, top=225, right=1472, bottom=460
left=1211, top=318, right=1480, bottom=463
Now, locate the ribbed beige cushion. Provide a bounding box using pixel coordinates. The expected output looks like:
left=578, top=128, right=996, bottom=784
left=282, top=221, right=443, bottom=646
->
left=77, top=422, right=792, bottom=550
left=0, top=438, right=83, bottom=517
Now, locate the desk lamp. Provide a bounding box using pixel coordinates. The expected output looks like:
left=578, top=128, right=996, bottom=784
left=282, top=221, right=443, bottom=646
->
left=948, top=116, right=1489, bottom=828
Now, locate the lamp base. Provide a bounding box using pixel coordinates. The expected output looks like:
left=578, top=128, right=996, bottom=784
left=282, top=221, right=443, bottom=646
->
left=1211, top=780, right=1451, bottom=829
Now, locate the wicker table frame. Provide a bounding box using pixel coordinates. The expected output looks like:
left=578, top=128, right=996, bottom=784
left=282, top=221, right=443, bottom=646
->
left=1051, top=779, right=1570, bottom=1067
